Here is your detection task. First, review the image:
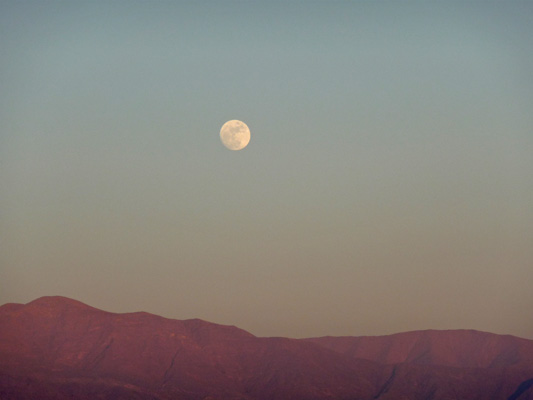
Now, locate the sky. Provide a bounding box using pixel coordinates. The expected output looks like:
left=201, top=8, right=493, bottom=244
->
left=1, top=1, right=532, bottom=339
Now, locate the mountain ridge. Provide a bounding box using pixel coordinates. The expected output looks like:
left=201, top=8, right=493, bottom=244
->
left=306, top=328, right=533, bottom=369
left=1, top=296, right=532, bottom=400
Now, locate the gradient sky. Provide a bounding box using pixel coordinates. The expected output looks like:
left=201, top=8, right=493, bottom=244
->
left=1, top=1, right=532, bottom=339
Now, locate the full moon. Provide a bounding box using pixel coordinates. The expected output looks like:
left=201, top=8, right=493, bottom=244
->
left=220, top=120, right=250, bottom=151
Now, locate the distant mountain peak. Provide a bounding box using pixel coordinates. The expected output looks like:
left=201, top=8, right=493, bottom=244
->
left=27, top=295, right=96, bottom=308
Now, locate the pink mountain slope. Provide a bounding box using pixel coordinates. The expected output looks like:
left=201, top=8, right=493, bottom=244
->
left=306, top=329, right=533, bottom=368
left=0, top=296, right=532, bottom=400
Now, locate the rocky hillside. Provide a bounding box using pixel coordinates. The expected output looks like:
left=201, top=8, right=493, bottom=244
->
left=0, top=297, right=532, bottom=400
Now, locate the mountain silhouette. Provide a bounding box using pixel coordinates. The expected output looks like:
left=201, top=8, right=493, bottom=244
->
left=1, top=296, right=532, bottom=400
left=306, top=329, right=533, bottom=368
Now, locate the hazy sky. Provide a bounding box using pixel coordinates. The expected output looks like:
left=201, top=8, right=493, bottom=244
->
left=1, top=1, right=532, bottom=339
